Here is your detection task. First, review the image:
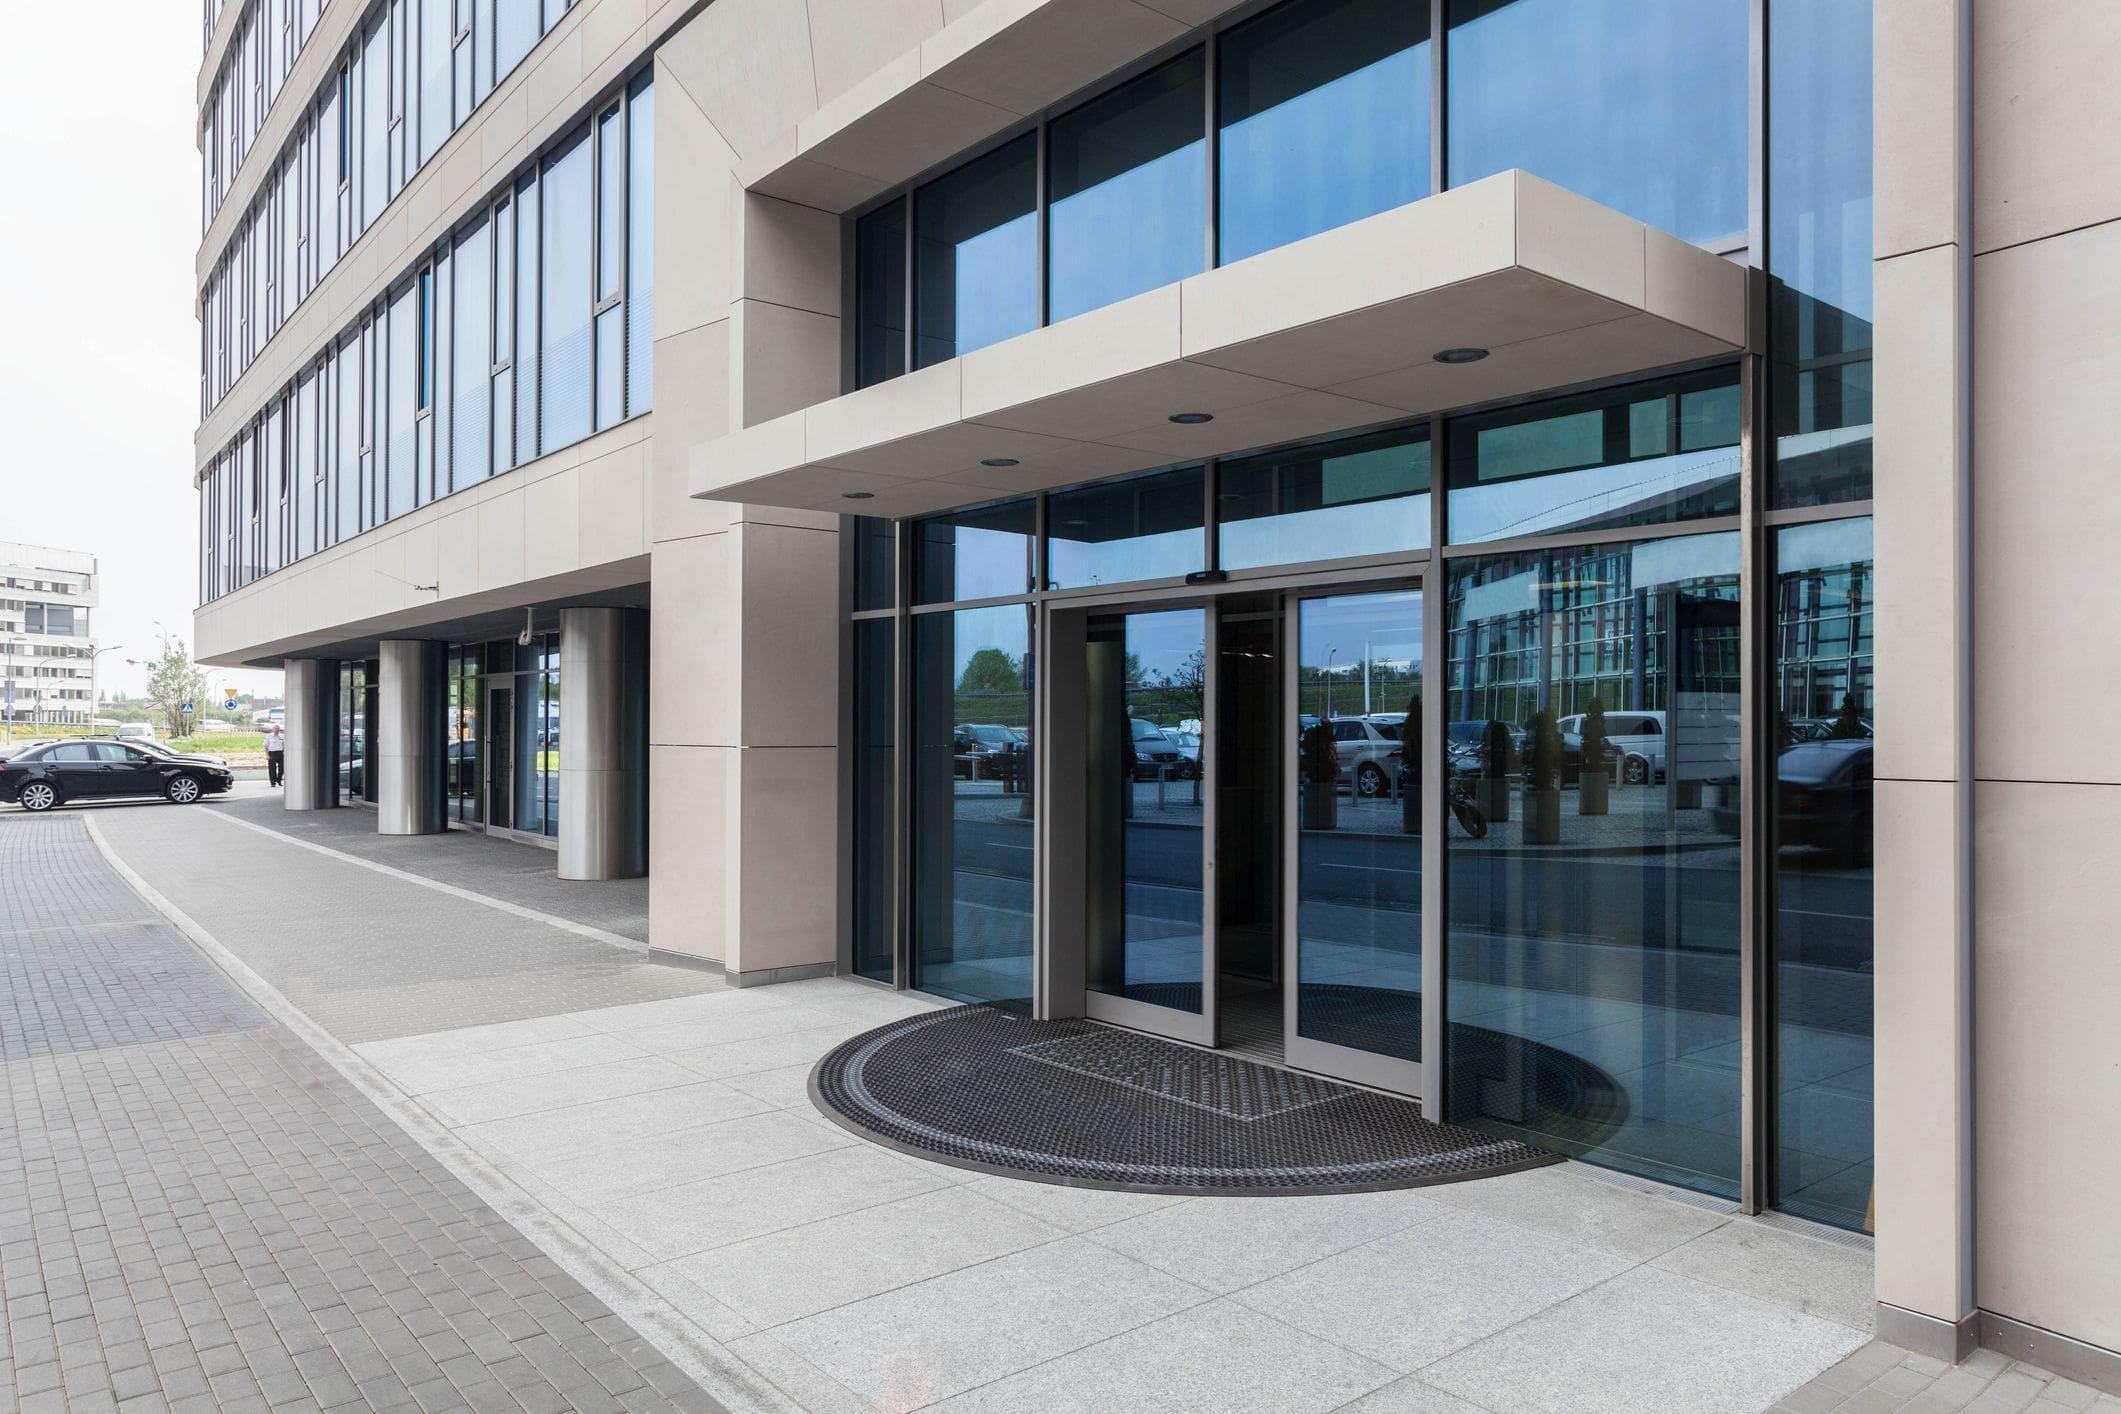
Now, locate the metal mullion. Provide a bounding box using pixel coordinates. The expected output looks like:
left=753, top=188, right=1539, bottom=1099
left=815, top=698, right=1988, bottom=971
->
left=1737, top=329, right=1770, bottom=1216
left=1035, top=120, right=1049, bottom=329
left=1436, top=515, right=1746, bottom=563
left=1429, top=0, right=1446, bottom=195
left=1422, top=413, right=1447, bottom=1119
left=1202, top=458, right=1220, bottom=572
left=1763, top=499, right=1875, bottom=529
left=902, top=183, right=916, bottom=375
left=893, top=517, right=915, bottom=990
left=1203, top=26, right=1219, bottom=271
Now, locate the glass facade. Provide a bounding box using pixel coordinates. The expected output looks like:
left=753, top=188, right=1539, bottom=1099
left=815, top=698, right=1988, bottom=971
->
left=201, top=0, right=585, bottom=415
left=199, top=74, right=653, bottom=605
left=910, top=604, right=1036, bottom=1005
left=852, top=0, right=1750, bottom=391
left=1219, top=426, right=1430, bottom=570
left=1770, top=517, right=1874, bottom=1229
left=913, top=499, right=1036, bottom=605
left=1769, top=0, right=1874, bottom=507
left=1046, top=466, right=1205, bottom=589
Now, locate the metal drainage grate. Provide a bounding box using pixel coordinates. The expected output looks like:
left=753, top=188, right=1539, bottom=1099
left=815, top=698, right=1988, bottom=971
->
left=810, top=1003, right=1604, bottom=1197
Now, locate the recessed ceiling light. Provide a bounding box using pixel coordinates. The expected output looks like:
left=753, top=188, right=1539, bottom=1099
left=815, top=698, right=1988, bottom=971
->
left=980, top=457, right=1020, bottom=467
left=842, top=491, right=875, bottom=500
left=1433, top=347, right=1490, bottom=365
left=1168, top=411, right=1215, bottom=425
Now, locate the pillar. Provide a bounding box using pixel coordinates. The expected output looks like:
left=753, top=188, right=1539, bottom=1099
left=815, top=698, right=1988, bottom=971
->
left=558, top=607, right=647, bottom=880
left=282, top=658, right=337, bottom=810
left=376, top=639, right=445, bottom=836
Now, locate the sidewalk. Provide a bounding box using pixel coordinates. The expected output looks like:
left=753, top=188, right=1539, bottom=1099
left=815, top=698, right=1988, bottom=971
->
left=64, top=794, right=1894, bottom=1414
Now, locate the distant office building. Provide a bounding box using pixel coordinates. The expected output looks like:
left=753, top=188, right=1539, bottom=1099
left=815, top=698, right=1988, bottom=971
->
left=1, top=541, right=98, bottom=727
left=190, top=0, right=2121, bottom=1386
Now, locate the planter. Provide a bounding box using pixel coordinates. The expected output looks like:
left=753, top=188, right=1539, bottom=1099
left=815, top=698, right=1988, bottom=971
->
left=1401, top=783, right=1421, bottom=835
left=1524, top=787, right=1562, bottom=844
left=1578, top=768, right=1609, bottom=816
left=1476, top=777, right=1512, bottom=822
left=1302, top=780, right=1338, bottom=830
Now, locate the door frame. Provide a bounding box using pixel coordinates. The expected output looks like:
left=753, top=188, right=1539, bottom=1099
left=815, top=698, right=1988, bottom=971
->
left=1044, top=595, right=1221, bottom=1047
left=1278, top=577, right=1430, bottom=1101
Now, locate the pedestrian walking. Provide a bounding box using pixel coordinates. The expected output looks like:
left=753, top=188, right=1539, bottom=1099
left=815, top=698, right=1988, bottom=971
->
left=265, top=723, right=285, bottom=787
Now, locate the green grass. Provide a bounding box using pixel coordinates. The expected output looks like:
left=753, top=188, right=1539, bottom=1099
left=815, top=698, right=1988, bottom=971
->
left=170, top=733, right=267, bottom=753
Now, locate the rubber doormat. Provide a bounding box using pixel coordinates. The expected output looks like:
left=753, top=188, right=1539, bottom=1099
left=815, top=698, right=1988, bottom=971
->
left=810, top=1004, right=1604, bottom=1196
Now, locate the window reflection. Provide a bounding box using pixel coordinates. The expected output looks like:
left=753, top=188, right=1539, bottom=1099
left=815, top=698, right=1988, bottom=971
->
left=1446, top=0, right=1747, bottom=245
left=1770, top=0, right=1873, bottom=507
left=916, top=135, right=1039, bottom=366
left=1218, top=0, right=1430, bottom=265
left=1047, top=53, right=1207, bottom=324
left=1046, top=466, right=1204, bottom=589
left=912, top=605, right=1036, bottom=1005
left=856, top=198, right=908, bottom=387
left=1447, top=369, right=1740, bottom=544
left=1771, top=518, right=1874, bottom=1230
left=914, top=499, right=1035, bottom=604
left=1444, top=531, right=1743, bottom=1198
left=1220, top=425, right=1430, bottom=570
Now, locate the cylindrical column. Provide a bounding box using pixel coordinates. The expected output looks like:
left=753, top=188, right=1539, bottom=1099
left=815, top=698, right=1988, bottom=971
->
left=559, top=607, right=647, bottom=879
left=376, top=639, right=445, bottom=835
left=282, top=659, right=338, bottom=810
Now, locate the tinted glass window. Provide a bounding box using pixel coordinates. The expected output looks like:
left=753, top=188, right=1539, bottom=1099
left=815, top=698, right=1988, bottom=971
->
left=856, top=197, right=908, bottom=387
left=1446, top=0, right=1746, bottom=244
left=915, top=135, right=1038, bottom=367
left=1447, top=368, right=1740, bottom=543
left=1047, top=52, right=1207, bottom=324
left=540, top=130, right=593, bottom=451
left=48, top=745, right=96, bottom=762
left=1219, top=425, right=1430, bottom=569
left=851, top=618, right=896, bottom=982
left=1770, top=0, right=1873, bottom=507
left=453, top=219, right=493, bottom=489
left=1218, top=0, right=1430, bottom=266
left=626, top=78, right=655, bottom=417
left=852, top=516, right=897, bottom=611
left=913, top=499, right=1035, bottom=604
left=1046, top=465, right=1204, bottom=589
left=1445, top=531, right=1742, bottom=1197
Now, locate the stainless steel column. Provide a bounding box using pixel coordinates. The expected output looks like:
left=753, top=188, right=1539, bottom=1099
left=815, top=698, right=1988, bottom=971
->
left=282, top=658, right=337, bottom=811
left=376, top=639, right=445, bottom=835
left=559, top=606, right=647, bottom=880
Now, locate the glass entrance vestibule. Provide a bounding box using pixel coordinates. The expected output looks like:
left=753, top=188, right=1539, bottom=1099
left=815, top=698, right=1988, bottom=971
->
left=844, top=364, right=1877, bottom=1230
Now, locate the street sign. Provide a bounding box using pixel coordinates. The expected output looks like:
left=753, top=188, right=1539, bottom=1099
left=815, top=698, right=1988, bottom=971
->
left=180, top=701, right=194, bottom=714
left=224, top=687, right=238, bottom=700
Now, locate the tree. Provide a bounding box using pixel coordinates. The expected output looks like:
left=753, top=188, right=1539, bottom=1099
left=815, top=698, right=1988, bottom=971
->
left=956, top=647, right=1023, bottom=695
left=146, top=640, right=210, bottom=739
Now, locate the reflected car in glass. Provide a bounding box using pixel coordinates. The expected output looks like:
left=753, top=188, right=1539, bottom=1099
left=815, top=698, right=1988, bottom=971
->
left=0, top=739, right=234, bottom=811
left=1129, top=718, right=1189, bottom=781
left=1160, top=727, right=1202, bottom=779
left=1329, top=716, right=1402, bottom=797
left=1558, top=710, right=1665, bottom=784
left=953, top=724, right=1023, bottom=781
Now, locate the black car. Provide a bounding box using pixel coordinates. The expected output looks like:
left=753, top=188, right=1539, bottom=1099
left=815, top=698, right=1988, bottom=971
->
left=0, top=739, right=234, bottom=812
left=1709, top=739, right=1872, bottom=860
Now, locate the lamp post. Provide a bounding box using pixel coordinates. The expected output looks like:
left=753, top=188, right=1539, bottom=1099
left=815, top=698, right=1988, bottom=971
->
left=84, top=644, right=123, bottom=735
left=1325, top=646, right=1339, bottom=720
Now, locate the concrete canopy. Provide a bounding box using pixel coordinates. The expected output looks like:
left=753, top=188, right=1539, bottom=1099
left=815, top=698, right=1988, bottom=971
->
left=690, top=171, right=1749, bottom=519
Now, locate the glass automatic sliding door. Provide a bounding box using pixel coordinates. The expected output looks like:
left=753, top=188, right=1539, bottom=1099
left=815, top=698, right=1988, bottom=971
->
left=1083, top=604, right=1215, bottom=1045
left=1284, top=585, right=1425, bottom=1093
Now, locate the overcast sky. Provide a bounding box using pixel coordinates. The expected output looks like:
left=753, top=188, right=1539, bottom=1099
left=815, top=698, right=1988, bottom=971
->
left=2, top=4, right=282, bottom=703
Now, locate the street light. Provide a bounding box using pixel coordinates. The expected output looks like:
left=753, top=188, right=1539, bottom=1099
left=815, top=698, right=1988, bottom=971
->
left=1325, top=646, right=1339, bottom=720
left=84, top=644, right=123, bottom=735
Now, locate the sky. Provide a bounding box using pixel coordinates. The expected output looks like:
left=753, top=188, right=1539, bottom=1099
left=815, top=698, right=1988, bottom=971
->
left=0, top=4, right=283, bottom=704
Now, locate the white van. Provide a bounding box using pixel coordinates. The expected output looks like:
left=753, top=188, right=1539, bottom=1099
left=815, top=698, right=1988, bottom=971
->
left=1556, top=710, right=1666, bottom=784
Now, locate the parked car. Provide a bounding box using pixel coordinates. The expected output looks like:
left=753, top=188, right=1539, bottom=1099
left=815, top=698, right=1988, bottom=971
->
left=1711, top=739, right=1873, bottom=861
left=953, top=723, right=1022, bottom=780
left=1129, top=718, right=1189, bottom=781
left=1159, top=727, right=1201, bottom=779
left=0, top=739, right=234, bottom=811
left=1328, top=717, right=1402, bottom=797
left=115, top=722, right=157, bottom=743
left=1445, top=720, right=1521, bottom=781
left=1787, top=715, right=1872, bottom=743
left=1557, top=710, right=1666, bottom=785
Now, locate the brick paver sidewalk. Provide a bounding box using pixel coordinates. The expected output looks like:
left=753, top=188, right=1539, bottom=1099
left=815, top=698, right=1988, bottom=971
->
left=0, top=817, right=723, bottom=1414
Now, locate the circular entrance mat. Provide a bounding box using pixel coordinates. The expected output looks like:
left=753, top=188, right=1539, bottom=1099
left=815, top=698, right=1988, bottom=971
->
left=809, top=1004, right=1598, bottom=1196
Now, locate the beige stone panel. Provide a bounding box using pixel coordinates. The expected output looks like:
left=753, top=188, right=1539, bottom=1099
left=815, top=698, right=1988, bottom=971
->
left=1973, top=0, right=2121, bottom=251
left=1643, top=229, right=1748, bottom=348
left=1133, top=0, right=1249, bottom=21
left=654, top=74, right=742, bottom=339
left=810, top=421, right=1072, bottom=482
left=732, top=746, right=839, bottom=975
left=579, top=440, right=649, bottom=567
left=477, top=487, right=528, bottom=590
left=737, top=194, right=842, bottom=317
left=1874, top=0, right=1964, bottom=260
left=582, top=0, right=650, bottom=73
left=737, top=522, right=842, bottom=749
left=806, top=0, right=948, bottom=108
left=1973, top=779, right=2121, bottom=1352
left=647, top=744, right=731, bottom=962
left=1179, top=178, right=1516, bottom=363
left=649, top=534, right=738, bottom=749
left=735, top=503, right=840, bottom=534
left=1871, top=245, right=1963, bottom=785
left=523, top=467, right=583, bottom=584
left=920, top=0, right=1186, bottom=116
left=833, top=478, right=1007, bottom=519
left=1187, top=270, right=1626, bottom=392
left=960, top=283, right=1184, bottom=421
left=806, top=361, right=965, bottom=467
left=1872, top=775, right=1968, bottom=1326
left=973, top=359, right=1304, bottom=444
left=799, top=66, right=1021, bottom=185
left=946, top=436, right=1168, bottom=491
left=652, top=319, right=740, bottom=539
left=654, top=0, right=816, bottom=162
left=438, top=509, right=481, bottom=599
left=1101, top=388, right=1408, bottom=460
left=741, top=153, right=894, bottom=212
left=398, top=520, right=441, bottom=601
left=1971, top=222, right=2121, bottom=785
left=723, top=464, right=915, bottom=510
left=692, top=403, right=807, bottom=500
left=735, top=300, right=842, bottom=427
left=1513, top=172, right=1648, bottom=311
